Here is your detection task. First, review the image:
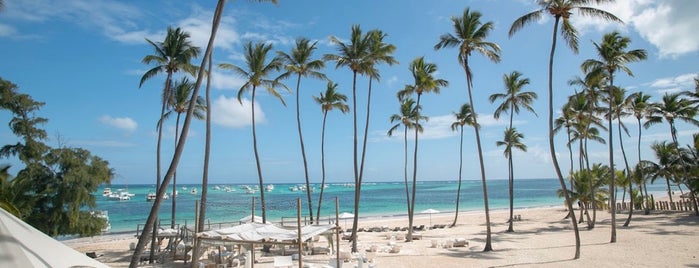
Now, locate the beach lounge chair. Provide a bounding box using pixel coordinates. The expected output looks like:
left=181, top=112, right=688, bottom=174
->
left=430, top=240, right=439, bottom=248
left=274, top=255, right=293, bottom=268
left=453, top=238, right=468, bottom=247
left=339, top=251, right=353, bottom=262
left=388, top=245, right=401, bottom=253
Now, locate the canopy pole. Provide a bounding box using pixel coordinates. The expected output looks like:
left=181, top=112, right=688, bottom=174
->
left=190, top=200, right=199, bottom=268
left=335, top=197, right=340, bottom=268
left=251, top=196, right=255, bottom=223
left=297, top=198, right=303, bottom=268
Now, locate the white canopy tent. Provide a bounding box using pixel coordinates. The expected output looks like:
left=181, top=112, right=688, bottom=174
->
left=0, top=208, right=110, bottom=268
left=197, top=222, right=334, bottom=244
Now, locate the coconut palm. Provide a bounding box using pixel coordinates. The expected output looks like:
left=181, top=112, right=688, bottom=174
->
left=495, top=127, right=527, bottom=232
left=219, top=41, right=286, bottom=223
left=558, top=164, right=609, bottom=224
left=198, top=51, right=214, bottom=234
left=160, top=77, right=206, bottom=228
left=605, top=86, right=635, bottom=226
left=388, top=98, right=426, bottom=216
left=138, top=26, right=200, bottom=263
left=130, top=0, right=242, bottom=265
left=400, top=57, right=448, bottom=242
left=434, top=8, right=499, bottom=251
left=554, top=102, right=576, bottom=173
left=509, top=0, right=621, bottom=256
left=489, top=71, right=537, bottom=231
left=643, top=141, right=682, bottom=204
left=313, top=81, right=349, bottom=222
left=582, top=31, right=647, bottom=242
left=645, top=93, right=699, bottom=214
left=450, top=103, right=477, bottom=227
left=278, top=38, right=327, bottom=223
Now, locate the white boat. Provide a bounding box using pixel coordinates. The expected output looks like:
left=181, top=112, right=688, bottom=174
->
left=265, top=184, right=274, bottom=192
left=289, top=186, right=299, bottom=192
left=102, top=187, right=112, bottom=197
left=108, top=189, right=132, bottom=201
left=190, top=188, right=198, bottom=194
left=146, top=192, right=156, bottom=201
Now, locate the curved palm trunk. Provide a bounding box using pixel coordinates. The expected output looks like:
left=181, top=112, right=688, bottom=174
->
left=618, top=117, right=634, bottom=227
left=295, top=74, right=314, bottom=223
left=198, top=52, right=213, bottom=232
left=636, top=118, right=650, bottom=215
left=150, top=75, right=172, bottom=263
left=463, top=58, right=493, bottom=252
left=548, top=16, right=580, bottom=259
left=350, top=70, right=361, bottom=252
left=408, top=93, right=422, bottom=242
left=404, top=127, right=411, bottom=215
left=251, top=86, right=267, bottom=223
left=608, top=77, right=617, bottom=243
left=451, top=125, right=464, bottom=227
left=172, top=114, right=181, bottom=228
left=316, top=111, right=328, bottom=223
left=507, top=104, right=515, bottom=232
left=584, top=120, right=597, bottom=228
left=129, top=2, right=225, bottom=265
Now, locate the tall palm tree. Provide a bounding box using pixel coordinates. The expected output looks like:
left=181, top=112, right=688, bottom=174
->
left=435, top=8, right=500, bottom=251
left=582, top=31, right=647, bottom=241
left=554, top=102, right=576, bottom=173
left=198, top=51, right=214, bottom=233
left=606, top=86, right=635, bottom=226
left=324, top=25, right=373, bottom=252
left=399, top=57, right=448, bottom=242
left=388, top=98, right=426, bottom=216
left=509, top=0, right=621, bottom=257
left=643, top=141, right=682, bottom=204
left=219, top=42, right=286, bottom=223
left=496, top=127, right=527, bottom=232
left=626, top=91, right=652, bottom=214
left=130, top=0, right=246, bottom=265
left=450, top=103, right=477, bottom=227
left=489, top=71, right=537, bottom=231
left=138, top=26, right=200, bottom=263
left=161, top=77, right=206, bottom=228
left=313, top=81, right=349, bottom=222
left=278, top=38, right=327, bottom=223
left=645, top=93, right=699, bottom=214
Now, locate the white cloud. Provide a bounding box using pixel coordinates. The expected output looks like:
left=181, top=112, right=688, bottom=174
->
left=211, top=95, right=266, bottom=128
left=647, top=73, right=697, bottom=95
left=573, top=0, right=699, bottom=58
left=178, top=6, right=240, bottom=51
left=0, top=24, right=17, bottom=37
left=99, top=115, right=137, bottom=134
left=212, top=69, right=247, bottom=90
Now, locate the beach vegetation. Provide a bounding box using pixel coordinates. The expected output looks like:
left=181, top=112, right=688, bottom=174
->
left=625, top=91, right=653, bottom=214
left=278, top=38, right=327, bottom=223
left=0, top=78, right=112, bottom=237
left=435, top=7, right=500, bottom=251
left=398, top=57, right=448, bottom=242
left=313, top=81, right=349, bottom=222
left=450, top=103, right=477, bottom=227
left=219, top=41, right=287, bottom=223
left=489, top=71, right=538, bottom=232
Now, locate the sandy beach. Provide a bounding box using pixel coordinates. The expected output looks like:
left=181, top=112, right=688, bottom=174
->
left=64, top=202, right=699, bottom=268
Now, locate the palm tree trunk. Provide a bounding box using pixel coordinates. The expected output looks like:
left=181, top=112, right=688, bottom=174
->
left=350, top=70, right=360, bottom=253
left=172, top=114, right=181, bottom=228
left=408, top=93, right=422, bottom=242
left=316, top=111, right=328, bottom=223
left=548, top=16, right=580, bottom=259
left=198, top=51, right=213, bottom=233
left=129, top=1, right=225, bottom=265
left=404, top=127, right=411, bottom=215
left=295, top=74, right=314, bottom=223
left=608, top=76, right=617, bottom=243
left=618, top=117, right=634, bottom=227
left=150, top=73, right=172, bottom=263
left=463, top=57, right=493, bottom=252
left=451, top=125, right=464, bottom=227
left=251, top=86, right=267, bottom=223
left=637, top=118, right=650, bottom=215
left=507, top=105, right=515, bottom=232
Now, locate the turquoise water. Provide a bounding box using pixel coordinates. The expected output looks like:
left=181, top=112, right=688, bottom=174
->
left=94, top=178, right=668, bottom=234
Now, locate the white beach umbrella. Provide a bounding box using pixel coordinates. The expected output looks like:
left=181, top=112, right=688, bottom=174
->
left=239, top=215, right=263, bottom=224
left=338, top=212, right=354, bottom=229
left=0, top=208, right=110, bottom=268
left=421, top=209, right=440, bottom=226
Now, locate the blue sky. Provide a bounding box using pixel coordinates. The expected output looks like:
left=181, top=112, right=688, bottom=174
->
left=0, top=0, right=697, bottom=185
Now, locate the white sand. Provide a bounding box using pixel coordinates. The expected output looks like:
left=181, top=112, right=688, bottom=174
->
left=65, top=204, right=699, bottom=267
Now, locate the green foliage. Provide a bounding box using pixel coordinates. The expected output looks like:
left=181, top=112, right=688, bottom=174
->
left=0, top=77, right=113, bottom=237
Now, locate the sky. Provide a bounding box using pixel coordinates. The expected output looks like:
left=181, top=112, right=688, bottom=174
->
left=0, top=0, right=697, bottom=185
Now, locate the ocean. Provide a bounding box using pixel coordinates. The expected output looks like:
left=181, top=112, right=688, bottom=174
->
left=94, top=178, right=668, bottom=234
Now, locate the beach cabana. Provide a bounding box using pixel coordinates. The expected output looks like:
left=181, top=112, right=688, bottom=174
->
left=0, top=208, right=110, bottom=268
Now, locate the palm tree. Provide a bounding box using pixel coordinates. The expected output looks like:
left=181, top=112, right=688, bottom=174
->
left=219, top=42, right=286, bottom=223
left=489, top=71, right=537, bottom=231
left=558, top=164, right=610, bottom=224
left=278, top=38, right=327, bottom=223
left=388, top=98, right=426, bottom=216
left=626, top=91, right=651, bottom=213
left=450, top=103, right=477, bottom=227
left=554, top=102, right=576, bottom=173
left=198, top=51, right=214, bottom=234
left=130, top=0, right=245, bottom=265
left=138, top=26, right=200, bottom=263
left=161, top=77, right=206, bottom=228
left=645, top=93, right=699, bottom=214
left=435, top=8, right=500, bottom=251
left=324, top=25, right=374, bottom=252
left=399, top=57, right=448, bottom=242
left=509, top=0, right=621, bottom=257
left=496, top=127, right=527, bottom=232
left=582, top=31, right=647, bottom=242
left=643, top=142, right=682, bottom=204
left=605, top=86, right=635, bottom=226
left=313, top=81, right=349, bottom=222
